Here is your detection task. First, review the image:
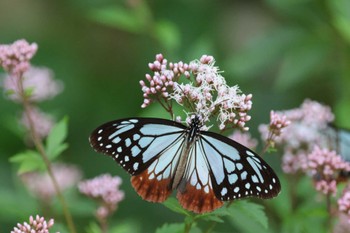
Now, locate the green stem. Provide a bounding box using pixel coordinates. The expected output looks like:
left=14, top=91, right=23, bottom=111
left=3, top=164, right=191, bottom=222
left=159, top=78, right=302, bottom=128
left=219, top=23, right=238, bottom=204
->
left=17, top=73, right=77, bottom=233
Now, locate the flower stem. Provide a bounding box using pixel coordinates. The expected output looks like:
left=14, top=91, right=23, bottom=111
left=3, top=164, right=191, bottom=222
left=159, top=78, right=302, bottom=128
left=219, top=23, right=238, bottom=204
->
left=17, top=73, right=77, bottom=233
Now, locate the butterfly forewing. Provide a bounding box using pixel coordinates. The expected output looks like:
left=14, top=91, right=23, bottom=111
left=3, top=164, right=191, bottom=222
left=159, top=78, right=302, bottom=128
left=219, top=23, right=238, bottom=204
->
left=200, top=131, right=281, bottom=201
left=89, top=118, right=187, bottom=175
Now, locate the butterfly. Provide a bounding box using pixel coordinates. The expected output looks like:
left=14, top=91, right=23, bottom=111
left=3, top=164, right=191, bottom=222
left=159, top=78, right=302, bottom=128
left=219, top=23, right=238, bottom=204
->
left=89, top=116, right=281, bottom=213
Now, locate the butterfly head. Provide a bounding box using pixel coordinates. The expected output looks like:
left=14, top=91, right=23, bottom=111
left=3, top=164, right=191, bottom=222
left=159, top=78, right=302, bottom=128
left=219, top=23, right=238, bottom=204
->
left=190, top=115, right=202, bottom=129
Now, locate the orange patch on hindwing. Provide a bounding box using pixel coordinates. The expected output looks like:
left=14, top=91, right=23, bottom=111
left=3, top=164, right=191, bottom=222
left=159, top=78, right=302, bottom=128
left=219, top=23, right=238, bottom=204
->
left=131, top=168, right=172, bottom=203
left=177, top=182, right=224, bottom=213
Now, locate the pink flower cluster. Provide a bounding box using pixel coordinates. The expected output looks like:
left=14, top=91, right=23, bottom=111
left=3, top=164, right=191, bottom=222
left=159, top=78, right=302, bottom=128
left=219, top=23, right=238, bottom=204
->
left=11, top=215, right=57, bottom=233
left=140, top=54, right=253, bottom=131
left=0, top=39, right=37, bottom=75
left=3, top=66, right=63, bottom=102
left=21, top=163, right=82, bottom=201
left=281, top=150, right=307, bottom=174
left=338, top=187, right=350, bottom=223
left=268, top=111, right=291, bottom=137
left=21, top=107, right=55, bottom=139
left=78, top=174, right=124, bottom=220
left=259, top=99, right=335, bottom=174
left=303, top=146, right=350, bottom=196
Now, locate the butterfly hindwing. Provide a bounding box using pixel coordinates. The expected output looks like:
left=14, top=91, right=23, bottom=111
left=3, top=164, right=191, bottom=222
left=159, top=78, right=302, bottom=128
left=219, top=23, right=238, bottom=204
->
left=200, top=131, right=281, bottom=201
left=177, top=139, right=224, bottom=213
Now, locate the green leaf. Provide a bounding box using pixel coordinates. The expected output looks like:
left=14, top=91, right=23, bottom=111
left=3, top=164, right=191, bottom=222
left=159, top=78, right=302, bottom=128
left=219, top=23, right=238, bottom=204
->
left=163, top=197, right=192, bottom=216
left=4, top=89, right=15, bottom=96
left=87, top=3, right=151, bottom=34
left=227, top=200, right=269, bottom=232
left=194, top=207, right=229, bottom=223
left=45, top=116, right=68, bottom=160
left=24, top=86, right=35, bottom=98
left=155, top=223, right=185, bottom=233
left=109, top=220, right=140, bottom=233
left=85, top=222, right=102, bottom=233
left=9, top=150, right=45, bottom=174
left=154, top=20, right=181, bottom=50
left=197, top=214, right=224, bottom=223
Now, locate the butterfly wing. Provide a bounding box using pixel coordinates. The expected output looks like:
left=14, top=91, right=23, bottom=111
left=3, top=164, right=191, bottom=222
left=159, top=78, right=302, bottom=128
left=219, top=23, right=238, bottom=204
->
left=89, top=118, right=187, bottom=202
left=199, top=131, right=281, bottom=201
left=176, top=138, right=224, bottom=213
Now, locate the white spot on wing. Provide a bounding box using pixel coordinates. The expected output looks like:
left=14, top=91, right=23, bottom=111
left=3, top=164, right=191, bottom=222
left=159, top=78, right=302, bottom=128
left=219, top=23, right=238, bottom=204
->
left=228, top=173, right=238, bottom=184
left=131, top=146, right=141, bottom=157
left=241, top=171, right=247, bottom=180
left=109, top=124, right=134, bottom=139
left=221, top=187, right=228, bottom=196
left=133, top=162, right=139, bottom=170
left=252, top=175, right=259, bottom=183
left=133, top=134, right=140, bottom=141
left=247, top=157, right=264, bottom=183
left=224, top=158, right=235, bottom=173
left=246, top=150, right=254, bottom=156
left=112, top=137, right=121, bottom=144
left=125, top=138, right=131, bottom=147
left=149, top=173, right=155, bottom=180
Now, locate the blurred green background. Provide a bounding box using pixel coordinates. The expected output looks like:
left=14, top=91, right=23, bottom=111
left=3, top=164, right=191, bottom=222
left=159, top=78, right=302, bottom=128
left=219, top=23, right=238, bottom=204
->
left=1, top=0, right=350, bottom=232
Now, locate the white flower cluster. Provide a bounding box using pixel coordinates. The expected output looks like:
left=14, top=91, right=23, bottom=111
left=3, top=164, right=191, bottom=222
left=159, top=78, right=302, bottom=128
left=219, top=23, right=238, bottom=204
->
left=142, top=54, right=253, bottom=131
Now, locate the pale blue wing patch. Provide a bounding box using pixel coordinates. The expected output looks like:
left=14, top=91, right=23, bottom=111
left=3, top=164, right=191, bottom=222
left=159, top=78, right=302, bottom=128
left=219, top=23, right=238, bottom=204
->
left=199, top=133, right=281, bottom=201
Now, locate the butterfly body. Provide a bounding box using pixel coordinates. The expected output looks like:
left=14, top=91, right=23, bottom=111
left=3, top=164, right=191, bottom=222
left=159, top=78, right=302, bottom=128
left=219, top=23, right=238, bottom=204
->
left=90, top=117, right=281, bottom=213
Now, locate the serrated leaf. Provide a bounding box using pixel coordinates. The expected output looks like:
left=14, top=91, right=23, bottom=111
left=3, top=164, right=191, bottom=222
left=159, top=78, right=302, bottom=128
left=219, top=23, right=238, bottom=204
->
left=197, top=214, right=224, bottom=223
left=9, top=150, right=45, bottom=174
left=194, top=207, right=229, bottom=223
left=155, top=223, right=185, bottom=233
left=46, top=117, right=68, bottom=160
left=227, top=200, right=269, bottom=231
left=163, top=197, right=191, bottom=216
